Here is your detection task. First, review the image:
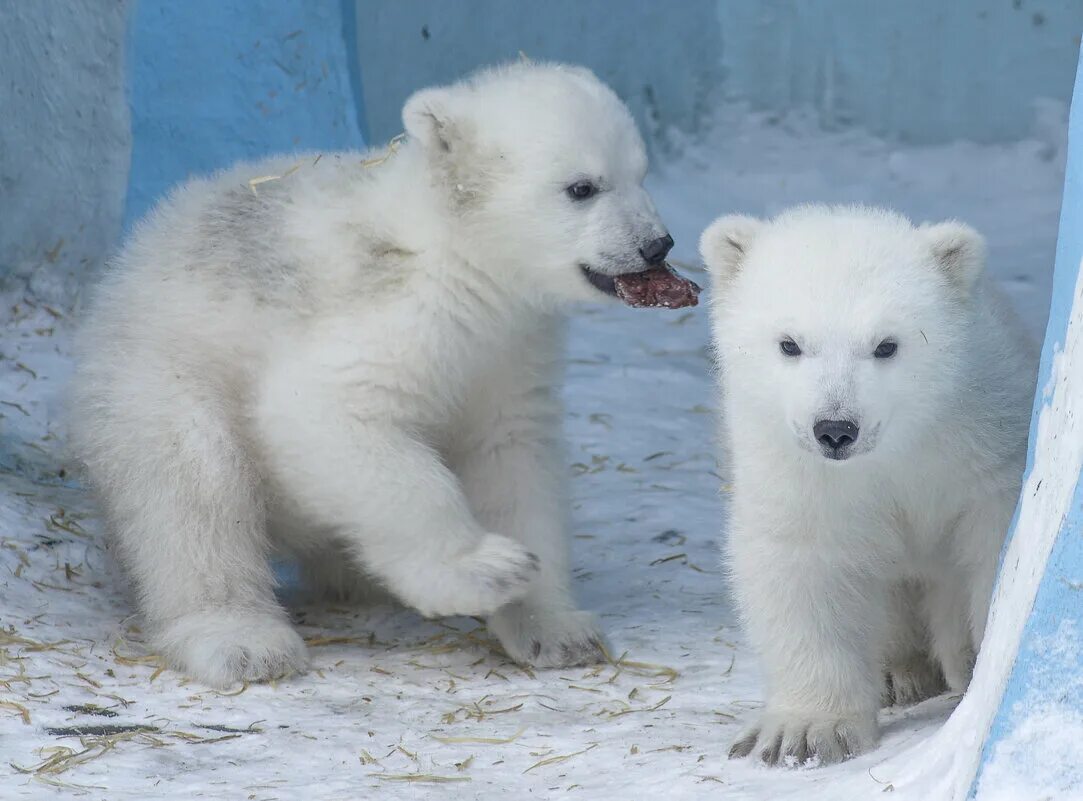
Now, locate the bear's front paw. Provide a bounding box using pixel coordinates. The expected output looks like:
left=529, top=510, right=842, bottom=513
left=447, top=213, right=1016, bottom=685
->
left=488, top=604, right=607, bottom=668
left=729, top=709, right=878, bottom=767
left=157, top=609, right=309, bottom=689
left=410, top=533, right=540, bottom=618
left=882, top=654, right=948, bottom=707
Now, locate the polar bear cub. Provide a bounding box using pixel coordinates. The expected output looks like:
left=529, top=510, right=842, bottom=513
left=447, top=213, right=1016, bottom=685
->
left=701, top=206, right=1037, bottom=766
left=69, top=62, right=683, bottom=687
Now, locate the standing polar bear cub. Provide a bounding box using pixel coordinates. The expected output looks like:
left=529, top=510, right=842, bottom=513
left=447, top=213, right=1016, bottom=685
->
left=70, top=62, right=698, bottom=687
left=702, top=206, right=1037, bottom=766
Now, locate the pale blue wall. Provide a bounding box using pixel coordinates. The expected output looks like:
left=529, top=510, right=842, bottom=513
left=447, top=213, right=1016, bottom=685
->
left=355, top=0, right=724, bottom=147
left=0, top=0, right=131, bottom=300
left=0, top=0, right=367, bottom=302
left=125, top=0, right=366, bottom=229
left=717, top=0, right=1083, bottom=143
left=356, top=0, right=1083, bottom=146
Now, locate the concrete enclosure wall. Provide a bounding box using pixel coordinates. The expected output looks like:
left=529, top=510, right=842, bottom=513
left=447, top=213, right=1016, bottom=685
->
left=716, top=0, right=1083, bottom=144
left=125, top=0, right=366, bottom=229
left=354, top=0, right=725, bottom=147
left=0, top=0, right=131, bottom=300
left=355, top=0, right=1083, bottom=146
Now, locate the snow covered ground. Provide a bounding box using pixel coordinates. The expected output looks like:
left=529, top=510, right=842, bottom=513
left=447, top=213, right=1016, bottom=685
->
left=0, top=105, right=1068, bottom=799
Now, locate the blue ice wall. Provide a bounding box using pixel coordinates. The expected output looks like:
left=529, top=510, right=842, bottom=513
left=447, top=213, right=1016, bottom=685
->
left=124, top=0, right=366, bottom=229
left=971, top=51, right=1083, bottom=799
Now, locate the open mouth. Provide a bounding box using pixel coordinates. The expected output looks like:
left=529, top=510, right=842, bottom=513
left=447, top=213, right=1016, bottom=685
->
left=579, top=263, right=701, bottom=309
left=580, top=265, right=620, bottom=297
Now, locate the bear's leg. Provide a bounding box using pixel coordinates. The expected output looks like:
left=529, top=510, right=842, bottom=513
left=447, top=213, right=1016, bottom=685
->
left=727, top=534, right=883, bottom=767
left=882, top=580, right=947, bottom=707
left=90, top=388, right=307, bottom=688
left=954, top=502, right=1013, bottom=651
left=921, top=574, right=976, bottom=693
left=255, top=367, right=539, bottom=619
left=454, top=431, right=607, bottom=668
left=446, top=318, right=605, bottom=668
left=967, top=551, right=999, bottom=650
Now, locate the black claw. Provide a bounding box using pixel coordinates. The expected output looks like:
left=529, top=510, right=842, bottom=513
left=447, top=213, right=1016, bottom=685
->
left=883, top=671, right=896, bottom=707
left=729, top=732, right=758, bottom=760
left=530, top=640, right=542, bottom=659
left=760, top=734, right=783, bottom=766
left=784, top=737, right=809, bottom=767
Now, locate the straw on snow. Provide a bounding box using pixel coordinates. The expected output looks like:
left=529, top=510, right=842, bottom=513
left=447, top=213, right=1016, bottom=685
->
left=376, top=774, right=471, bottom=784
left=523, top=743, right=599, bottom=774
left=10, top=726, right=245, bottom=781
left=432, top=726, right=526, bottom=745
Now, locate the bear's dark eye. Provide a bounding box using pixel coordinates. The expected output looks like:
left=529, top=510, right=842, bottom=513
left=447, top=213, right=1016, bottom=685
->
left=874, top=340, right=898, bottom=359
left=780, top=339, right=802, bottom=357
left=566, top=180, right=598, bottom=201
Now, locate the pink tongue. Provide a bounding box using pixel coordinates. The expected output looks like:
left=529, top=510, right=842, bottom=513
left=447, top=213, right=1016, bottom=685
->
left=613, top=264, right=701, bottom=309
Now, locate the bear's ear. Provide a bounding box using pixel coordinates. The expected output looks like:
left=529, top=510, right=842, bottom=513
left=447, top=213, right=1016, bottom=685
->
left=919, top=220, right=986, bottom=293
left=699, top=215, right=763, bottom=285
left=402, top=87, right=467, bottom=155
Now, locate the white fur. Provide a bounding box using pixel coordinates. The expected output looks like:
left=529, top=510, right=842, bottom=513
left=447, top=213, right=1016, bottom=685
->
left=69, top=62, right=670, bottom=687
left=702, top=206, right=1038, bottom=766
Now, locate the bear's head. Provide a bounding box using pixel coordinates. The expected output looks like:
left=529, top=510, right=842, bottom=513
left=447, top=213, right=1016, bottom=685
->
left=402, top=62, right=673, bottom=305
left=701, top=205, right=986, bottom=464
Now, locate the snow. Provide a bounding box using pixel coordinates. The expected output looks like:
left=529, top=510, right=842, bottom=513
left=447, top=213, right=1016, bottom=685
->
left=0, top=105, right=1068, bottom=799
left=976, top=623, right=1083, bottom=801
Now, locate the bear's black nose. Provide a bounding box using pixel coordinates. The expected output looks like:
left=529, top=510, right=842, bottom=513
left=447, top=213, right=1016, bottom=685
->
left=640, top=234, right=674, bottom=265
left=814, top=419, right=860, bottom=454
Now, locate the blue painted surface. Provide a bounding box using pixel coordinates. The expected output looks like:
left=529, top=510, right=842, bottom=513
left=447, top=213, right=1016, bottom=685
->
left=124, top=0, right=366, bottom=230
left=972, top=51, right=1083, bottom=797
left=355, top=0, right=1082, bottom=147
left=0, top=0, right=131, bottom=302
left=715, top=0, right=1083, bottom=144
left=338, top=0, right=370, bottom=144
left=354, top=0, right=723, bottom=148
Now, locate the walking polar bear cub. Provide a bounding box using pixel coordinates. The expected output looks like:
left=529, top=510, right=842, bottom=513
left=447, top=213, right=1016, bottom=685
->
left=70, top=62, right=698, bottom=687
left=702, top=206, right=1037, bottom=766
